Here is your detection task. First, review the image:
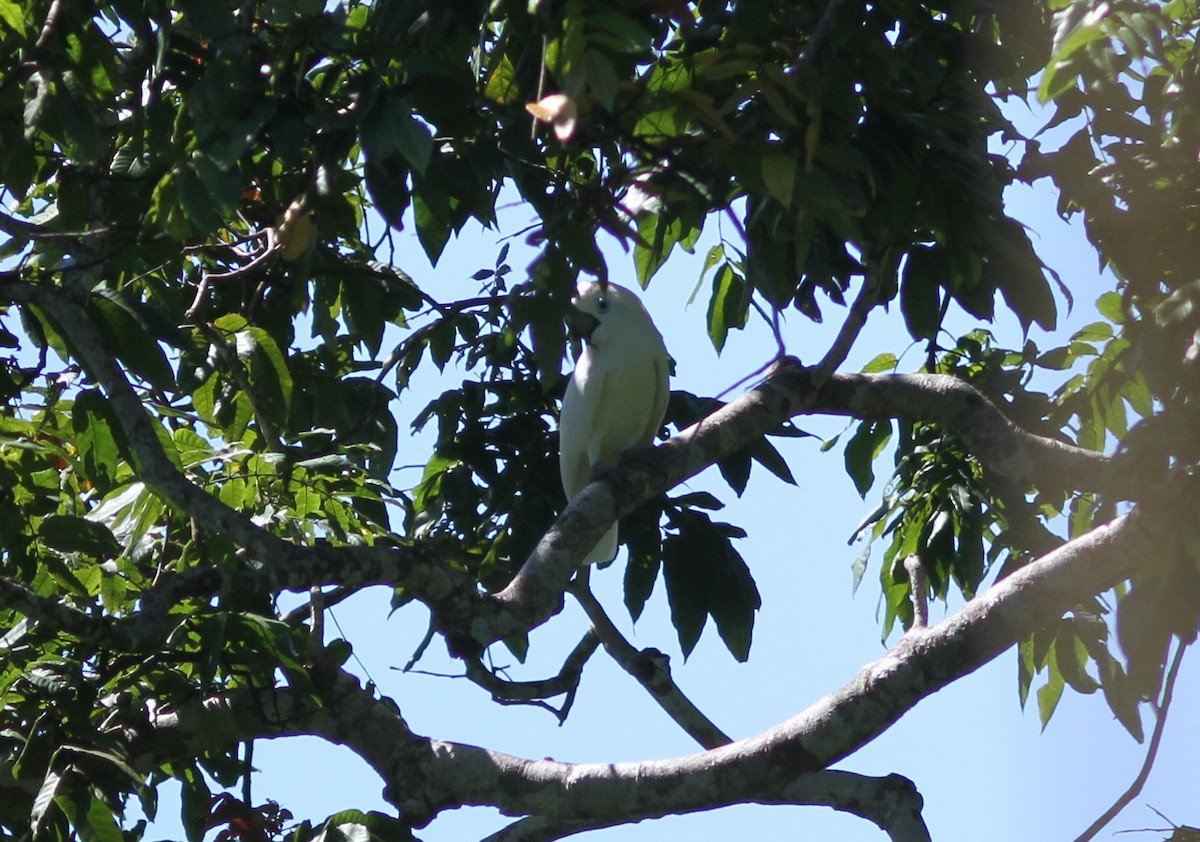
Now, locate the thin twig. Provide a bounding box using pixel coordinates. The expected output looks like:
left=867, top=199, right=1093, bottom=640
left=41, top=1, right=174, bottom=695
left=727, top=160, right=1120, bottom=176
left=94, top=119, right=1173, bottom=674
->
left=468, top=633, right=598, bottom=701
left=812, top=268, right=886, bottom=386
left=279, top=585, right=360, bottom=627
left=793, top=0, right=852, bottom=78
left=398, top=633, right=600, bottom=722
left=1072, top=640, right=1190, bottom=842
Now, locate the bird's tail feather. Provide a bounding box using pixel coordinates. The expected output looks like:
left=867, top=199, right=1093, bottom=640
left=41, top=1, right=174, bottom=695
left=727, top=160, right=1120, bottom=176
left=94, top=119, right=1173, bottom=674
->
left=588, top=525, right=619, bottom=566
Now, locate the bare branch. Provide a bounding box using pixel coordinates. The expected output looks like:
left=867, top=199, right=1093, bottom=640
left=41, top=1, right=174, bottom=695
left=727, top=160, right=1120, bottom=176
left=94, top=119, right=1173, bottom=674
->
left=137, top=510, right=1147, bottom=831
left=461, top=632, right=599, bottom=720
left=812, top=270, right=886, bottom=385
left=568, top=580, right=731, bottom=749
left=1072, top=640, right=1190, bottom=842
left=484, top=772, right=929, bottom=842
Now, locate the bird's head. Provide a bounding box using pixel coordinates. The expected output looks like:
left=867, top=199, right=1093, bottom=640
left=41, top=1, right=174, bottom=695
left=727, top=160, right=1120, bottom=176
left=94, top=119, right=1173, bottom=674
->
left=568, top=281, right=662, bottom=349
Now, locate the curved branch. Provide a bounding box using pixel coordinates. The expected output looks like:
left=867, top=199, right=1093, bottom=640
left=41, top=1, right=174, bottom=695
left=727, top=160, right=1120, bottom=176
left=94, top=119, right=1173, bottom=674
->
left=1071, top=639, right=1189, bottom=842
left=0, top=577, right=119, bottom=643
left=138, top=510, right=1148, bottom=831
left=462, top=631, right=599, bottom=720
left=469, top=358, right=1123, bottom=653
left=484, top=771, right=929, bottom=842
left=568, top=581, right=731, bottom=749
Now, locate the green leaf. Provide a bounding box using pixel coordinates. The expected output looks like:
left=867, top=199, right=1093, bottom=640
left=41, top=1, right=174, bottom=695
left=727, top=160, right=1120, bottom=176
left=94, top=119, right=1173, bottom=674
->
left=850, top=541, right=871, bottom=594
left=1055, top=632, right=1099, bottom=695
left=706, top=264, right=750, bottom=353
left=394, top=112, right=434, bottom=176
left=312, top=810, right=418, bottom=842
left=247, top=327, right=293, bottom=420
left=662, top=532, right=707, bottom=657
left=1036, top=645, right=1066, bottom=729
left=38, top=516, right=121, bottom=559
left=364, top=155, right=411, bottom=229
left=1017, top=636, right=1035, bottom=708
left=860, top=353, right=898, bottom=374
left=32, top=768, right=64, bottom=837
left=844, top=420, right=892, bottom=497
left=715, top=450, right=752, bottom=496
left=57, top=80, right=105, bottom=164
left=622, top=500, right=663, bottom=621
left=72, top=390, right=123, bottom=487
left=0, top=0, right=26, bottom=35
left=747, top=438, right=795, bottom=485
left=663, top=509, right=759, bottom=660
left=174, top=162, right=225, bottom=234
left=900, top=248, right=944, bottom=340
left=635, top=210, right=700, bottom=287
left=412, top=190, right=451, bottom=265
left=59, top=790, right=124, bottom=842
left=761, top=156, right=797, bottom=208
left=177, top=765, right=211, bottom=842
left=1095, top=291, right=1124, bottom=324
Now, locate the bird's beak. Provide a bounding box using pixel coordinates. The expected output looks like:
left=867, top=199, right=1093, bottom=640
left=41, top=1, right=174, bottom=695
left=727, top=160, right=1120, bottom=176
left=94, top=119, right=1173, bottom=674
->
left=566, top=307, right=601, bottom=343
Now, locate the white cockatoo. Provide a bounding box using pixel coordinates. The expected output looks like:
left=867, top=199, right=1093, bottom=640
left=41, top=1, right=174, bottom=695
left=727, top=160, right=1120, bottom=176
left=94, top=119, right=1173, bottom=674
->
left=559, top=280, right=671, bottom=565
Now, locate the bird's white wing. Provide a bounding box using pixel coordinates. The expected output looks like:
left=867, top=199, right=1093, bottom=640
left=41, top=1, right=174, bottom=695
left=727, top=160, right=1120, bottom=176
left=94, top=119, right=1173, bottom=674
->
left=559, top=349, right=604, bottom=499
left=638, top=353, right=670, bottom=448
left=559, top=357, right=621, bottom=564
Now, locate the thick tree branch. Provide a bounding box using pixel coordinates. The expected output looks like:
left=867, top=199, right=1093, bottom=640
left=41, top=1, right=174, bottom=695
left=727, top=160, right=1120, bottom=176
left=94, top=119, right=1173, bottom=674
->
left=484, top=771, right=928, bottom=842
left=0, top=577, right=120, bottom=643
left=137, top=509, right=1149, bottom=832
left=474, top=358, right=1124, bottom=653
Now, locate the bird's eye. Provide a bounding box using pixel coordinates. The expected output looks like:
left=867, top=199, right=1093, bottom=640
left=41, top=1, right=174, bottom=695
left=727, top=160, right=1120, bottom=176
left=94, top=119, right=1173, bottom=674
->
left=596, top=295, right=609, bottom=312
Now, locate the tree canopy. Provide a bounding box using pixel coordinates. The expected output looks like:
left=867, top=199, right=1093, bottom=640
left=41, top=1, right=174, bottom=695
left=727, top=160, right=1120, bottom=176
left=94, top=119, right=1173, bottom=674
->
left=0, top=0, right=1198, bottom=840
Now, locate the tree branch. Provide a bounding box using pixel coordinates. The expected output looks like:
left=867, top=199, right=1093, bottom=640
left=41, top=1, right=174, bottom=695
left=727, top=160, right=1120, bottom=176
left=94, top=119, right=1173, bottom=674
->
left=812, top=266, right=886, bottom=386
left=135, top=510, right=1149, bottom=832
left=484, top=771, right=929, bottom=842
left=1071, top=640, right=1189, bottom=842
left=0, top=576, right=121, bottom=644
left=903, top=555, right=928, bottom=629
left=461, top=632, right=599, bottom=721
left=0, top=280, right=1140, bottom=668
left=568, top=580, right=731, bottom=749
left=471, top=359, right=1125, bottom=653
